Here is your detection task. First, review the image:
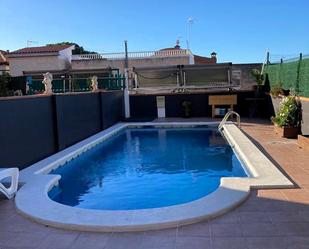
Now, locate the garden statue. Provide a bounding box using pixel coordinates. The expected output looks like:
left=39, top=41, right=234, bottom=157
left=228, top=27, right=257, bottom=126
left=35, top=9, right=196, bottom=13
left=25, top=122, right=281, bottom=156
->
left=91, top=75, right=98, bottom=91
left=42, top=72, right=53, bottom=94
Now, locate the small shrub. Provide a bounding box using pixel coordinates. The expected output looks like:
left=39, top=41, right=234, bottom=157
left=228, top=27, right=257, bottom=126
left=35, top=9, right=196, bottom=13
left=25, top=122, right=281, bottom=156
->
left=182, top=101, right=192, bottom=118
left=270, top=85, right=284, bottom=98
left=271, top=94, right=302, bottom=127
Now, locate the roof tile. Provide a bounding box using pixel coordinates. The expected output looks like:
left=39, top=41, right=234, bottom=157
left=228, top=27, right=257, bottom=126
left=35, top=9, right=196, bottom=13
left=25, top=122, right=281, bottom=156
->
left=9, top=44, right=73, bottom=55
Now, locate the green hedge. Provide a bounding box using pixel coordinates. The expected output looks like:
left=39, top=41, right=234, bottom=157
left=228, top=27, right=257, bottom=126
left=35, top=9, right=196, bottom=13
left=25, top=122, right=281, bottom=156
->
left=264, top=58, right=309, bottom=97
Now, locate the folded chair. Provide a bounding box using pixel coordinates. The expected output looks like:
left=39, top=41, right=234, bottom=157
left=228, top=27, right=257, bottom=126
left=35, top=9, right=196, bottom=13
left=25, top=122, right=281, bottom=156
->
left=0, top=168, right=19, bottom=199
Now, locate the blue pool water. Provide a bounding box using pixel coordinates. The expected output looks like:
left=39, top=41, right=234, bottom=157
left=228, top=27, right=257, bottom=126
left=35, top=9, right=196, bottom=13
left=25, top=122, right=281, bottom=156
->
left=49, top=127, right=247, bottom=210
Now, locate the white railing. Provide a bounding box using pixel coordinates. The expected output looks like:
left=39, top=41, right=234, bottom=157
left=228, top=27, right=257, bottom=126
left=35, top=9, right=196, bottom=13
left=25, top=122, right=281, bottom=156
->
left=218, top=111, right=241, bottom=130
left=72, top=49, right=192, bottom=60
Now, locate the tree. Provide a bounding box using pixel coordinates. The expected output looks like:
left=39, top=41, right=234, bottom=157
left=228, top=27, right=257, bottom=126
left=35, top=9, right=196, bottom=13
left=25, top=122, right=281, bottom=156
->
left=46, top=42, right=97, bottom=55
left=0, top=72, right=10, bottom=97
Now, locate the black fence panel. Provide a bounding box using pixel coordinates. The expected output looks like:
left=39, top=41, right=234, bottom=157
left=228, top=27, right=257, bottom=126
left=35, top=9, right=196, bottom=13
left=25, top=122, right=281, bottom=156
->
left=129, top=91, right=270, bottom=119
left=55, top=93, right=102, bottom=150
left=0, top=91, right=124, bottom=169
left=165, top=94, right=210, bottom=117
left=129, top=95, right=157, bottom=118
left=0, top=96, right=57, bottom=169
left=101, top=91, right=124, bottom=129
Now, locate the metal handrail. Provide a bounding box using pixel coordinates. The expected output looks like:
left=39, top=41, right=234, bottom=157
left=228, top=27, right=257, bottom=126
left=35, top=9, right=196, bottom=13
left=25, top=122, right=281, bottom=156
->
left=218, top=111, right=241, bottom=130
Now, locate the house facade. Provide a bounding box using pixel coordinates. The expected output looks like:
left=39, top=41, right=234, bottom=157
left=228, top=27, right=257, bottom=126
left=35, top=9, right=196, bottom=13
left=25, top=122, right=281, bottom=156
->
left=8, top=45, right=75, bottom=77
left=0, top=50, right=9, bottom=75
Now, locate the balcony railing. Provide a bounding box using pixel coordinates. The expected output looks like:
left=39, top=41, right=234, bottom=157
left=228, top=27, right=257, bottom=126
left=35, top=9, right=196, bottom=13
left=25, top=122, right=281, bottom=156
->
left=72, top=49, right=192, bottom=60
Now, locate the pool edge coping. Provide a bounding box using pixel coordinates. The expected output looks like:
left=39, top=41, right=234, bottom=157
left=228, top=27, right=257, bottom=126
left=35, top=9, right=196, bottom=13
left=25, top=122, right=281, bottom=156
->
left=15, top=122, right=294, bottom=232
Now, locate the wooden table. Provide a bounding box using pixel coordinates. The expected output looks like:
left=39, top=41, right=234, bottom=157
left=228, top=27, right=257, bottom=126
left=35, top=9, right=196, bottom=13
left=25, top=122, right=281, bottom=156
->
left=209, top=95, right=237, bottom=117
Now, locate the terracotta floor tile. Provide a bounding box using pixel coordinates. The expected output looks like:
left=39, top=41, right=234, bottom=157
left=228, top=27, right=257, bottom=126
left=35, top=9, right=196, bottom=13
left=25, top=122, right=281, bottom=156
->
left=210, top=223, right=243, bottom=237
left=238, top=211, right=272, bottom=223
left=178, top=221, right=210, bottom=237
left=286, top=236, right=309, bottom=249
left=140, top=235, right=176, bottom=249
left=257, top=189, right=287, bottom=200
left=175, top=236, right=211, bottom=249
left=104, top=233, right=144, bottom=249
left=275, top=222, right=309, bottom=236
left=38, top=231, right=80, bottom=249
left=144, top=228, right=177, bottom=237
left=209, top=211, right=240, bottom=224
left=68, top=232, right=112, bottom=249
left=212, top=237, right=248, bottom=249
left=245, top=237, right=288, bottom=249
left=267, top=211, right=304, bottom=223
left=241, top=223, right=279, bottom=237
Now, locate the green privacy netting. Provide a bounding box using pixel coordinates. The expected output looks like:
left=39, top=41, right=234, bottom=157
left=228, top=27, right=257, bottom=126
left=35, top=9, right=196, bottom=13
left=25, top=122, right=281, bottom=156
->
left=264, top=57, right=309, bottom=97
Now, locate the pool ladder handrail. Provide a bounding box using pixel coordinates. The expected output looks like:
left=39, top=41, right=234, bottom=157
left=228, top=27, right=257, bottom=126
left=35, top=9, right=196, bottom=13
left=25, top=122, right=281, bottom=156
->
left=218, top=111, right=241, bottom=130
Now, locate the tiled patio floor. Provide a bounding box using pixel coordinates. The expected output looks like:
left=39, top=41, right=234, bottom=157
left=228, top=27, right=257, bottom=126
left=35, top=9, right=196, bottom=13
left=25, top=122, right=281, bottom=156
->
left=1, top=120, right=309, bottom=249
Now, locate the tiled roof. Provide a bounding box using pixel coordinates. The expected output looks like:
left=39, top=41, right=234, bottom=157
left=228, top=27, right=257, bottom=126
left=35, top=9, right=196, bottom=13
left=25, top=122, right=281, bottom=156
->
left=0, top=50, right=9, bottom=65
left=159, top=47, right=182, bottom=51
left=194, top=54, right=217, bottom=64
left=9, top=44, right=73, bottom=55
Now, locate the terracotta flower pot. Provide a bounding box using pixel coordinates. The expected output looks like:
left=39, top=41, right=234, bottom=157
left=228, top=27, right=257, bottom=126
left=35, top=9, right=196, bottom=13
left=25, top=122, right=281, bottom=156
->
left=274, top=125, right=298, bottom=138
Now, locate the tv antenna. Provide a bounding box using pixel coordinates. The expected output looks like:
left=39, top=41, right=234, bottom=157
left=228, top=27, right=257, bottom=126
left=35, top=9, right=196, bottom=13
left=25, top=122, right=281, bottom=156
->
left=27, top=40, right=38, bottom=47
left=186, top=17, right=194, bottom=50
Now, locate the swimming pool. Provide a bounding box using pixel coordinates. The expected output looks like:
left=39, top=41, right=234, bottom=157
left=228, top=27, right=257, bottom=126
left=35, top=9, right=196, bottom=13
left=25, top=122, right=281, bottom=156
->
left=49, top=127, right=247, bottom=210
left=16, top=122, right=293, bottom=231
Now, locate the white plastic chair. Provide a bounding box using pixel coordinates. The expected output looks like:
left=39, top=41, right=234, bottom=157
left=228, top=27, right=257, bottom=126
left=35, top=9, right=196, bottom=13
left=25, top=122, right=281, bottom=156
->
left=0, top=168, right=19, bottom=199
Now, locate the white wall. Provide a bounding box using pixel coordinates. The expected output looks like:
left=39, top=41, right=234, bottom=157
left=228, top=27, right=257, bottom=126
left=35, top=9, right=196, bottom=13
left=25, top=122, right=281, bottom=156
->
left=9, top=47, right=74, bottom=77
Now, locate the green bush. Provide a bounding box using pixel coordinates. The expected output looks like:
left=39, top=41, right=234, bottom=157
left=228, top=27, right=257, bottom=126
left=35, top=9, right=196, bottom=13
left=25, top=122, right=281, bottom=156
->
left=271, top=94, right=302, bottom=127
left=0, top=72, right=11, bottom=97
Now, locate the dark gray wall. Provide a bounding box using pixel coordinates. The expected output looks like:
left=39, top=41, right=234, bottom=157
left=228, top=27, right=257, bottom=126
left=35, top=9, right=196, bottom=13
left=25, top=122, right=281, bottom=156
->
left=101, top=91, right=124, bottom=129
left=0, top=96, right=57, bottom=168
left=301, top=100, right=309, bottom=135
left=232, top=63, right=262, bottom=90
left=130, top=91, right=267, bottom=119
left=165, top=94, right=209, bottom=117
left=55, top=93, right=102, bottom=150
left=0, top=91, right=124, bottom=169
left=130, top=95, right=157, bottom=118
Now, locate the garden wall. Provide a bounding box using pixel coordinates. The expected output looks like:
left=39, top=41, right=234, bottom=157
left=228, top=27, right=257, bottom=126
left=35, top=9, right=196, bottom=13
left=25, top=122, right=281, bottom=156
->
left=0, top=91, right=124, bottom=169
left=130, top=91, right=272, bottom=119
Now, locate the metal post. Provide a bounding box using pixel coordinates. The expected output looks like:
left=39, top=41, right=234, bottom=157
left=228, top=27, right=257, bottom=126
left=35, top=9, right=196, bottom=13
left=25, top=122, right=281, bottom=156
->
left=61, top=75, right=65, bottom=93
left=69, top=75, right=72, bottom=92
left=124, top=40, right=130, bottom=118
left=134, top=72, right=138, bottom=89
left=296, top=53, right=303, bottom=94
left=228, top=68, right=231, bottom=87
left=124, top=40, right=129, bottom=69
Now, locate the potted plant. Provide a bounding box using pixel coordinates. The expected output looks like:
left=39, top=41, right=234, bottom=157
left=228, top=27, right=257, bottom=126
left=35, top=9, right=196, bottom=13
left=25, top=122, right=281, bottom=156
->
left=251, top=69, right=264, bottom=95
left=271, top=94, right=302, bottom=138
left=182, top=101, right=192, bottom=118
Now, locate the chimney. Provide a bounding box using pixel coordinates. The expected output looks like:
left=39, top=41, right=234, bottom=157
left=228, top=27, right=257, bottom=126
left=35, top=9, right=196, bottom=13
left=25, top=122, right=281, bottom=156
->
left=174, top=39, right=180, bottom=49
left=211, top=52, right=217, bottom=58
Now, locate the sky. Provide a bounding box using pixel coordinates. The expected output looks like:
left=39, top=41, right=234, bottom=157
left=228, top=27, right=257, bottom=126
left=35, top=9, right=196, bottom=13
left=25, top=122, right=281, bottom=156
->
left=1, top=0, right=309, bottom=63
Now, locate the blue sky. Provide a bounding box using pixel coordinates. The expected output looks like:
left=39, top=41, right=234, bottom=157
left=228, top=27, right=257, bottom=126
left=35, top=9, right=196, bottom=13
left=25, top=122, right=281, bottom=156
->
left=1, top=0, right=308, bottom=63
